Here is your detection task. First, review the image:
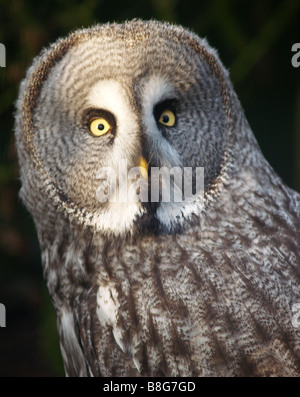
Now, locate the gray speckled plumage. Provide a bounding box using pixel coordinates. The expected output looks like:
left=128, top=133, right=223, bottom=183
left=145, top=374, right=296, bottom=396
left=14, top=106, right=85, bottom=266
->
left=15, top=20, right=300, bottom=376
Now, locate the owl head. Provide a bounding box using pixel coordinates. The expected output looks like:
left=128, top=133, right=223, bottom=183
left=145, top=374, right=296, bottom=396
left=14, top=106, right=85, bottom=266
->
left=15, top=20, right=249, bottom=237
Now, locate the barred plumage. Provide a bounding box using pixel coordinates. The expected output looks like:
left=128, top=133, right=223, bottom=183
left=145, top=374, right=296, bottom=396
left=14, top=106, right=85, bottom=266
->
left=15, top=20, right=300, bottom=376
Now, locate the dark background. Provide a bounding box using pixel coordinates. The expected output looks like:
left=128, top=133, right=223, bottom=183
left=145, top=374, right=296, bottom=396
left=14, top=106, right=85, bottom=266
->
left=0, top=0, right=299, bottom=376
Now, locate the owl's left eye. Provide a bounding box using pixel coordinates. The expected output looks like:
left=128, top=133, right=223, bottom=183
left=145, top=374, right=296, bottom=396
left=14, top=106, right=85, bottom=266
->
left=158, top=110, right=176, bottom=127
left=89, top=117, right=112, bottom=136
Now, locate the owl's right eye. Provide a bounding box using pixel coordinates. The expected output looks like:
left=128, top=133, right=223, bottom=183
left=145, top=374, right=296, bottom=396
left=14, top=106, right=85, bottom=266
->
left=89, top=118, right=112, bottom=136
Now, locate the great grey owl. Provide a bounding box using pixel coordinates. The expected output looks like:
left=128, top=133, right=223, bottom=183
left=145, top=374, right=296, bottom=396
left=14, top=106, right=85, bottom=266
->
left=15, top=20, right=300, bottom=377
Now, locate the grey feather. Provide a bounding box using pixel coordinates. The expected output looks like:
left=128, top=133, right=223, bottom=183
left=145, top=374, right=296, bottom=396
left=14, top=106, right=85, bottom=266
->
left=15, top=20, right=300, bottom=376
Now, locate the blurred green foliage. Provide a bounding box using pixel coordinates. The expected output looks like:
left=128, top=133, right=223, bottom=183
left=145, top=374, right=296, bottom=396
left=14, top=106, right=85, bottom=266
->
left=0, top=0, right=299, bottom=376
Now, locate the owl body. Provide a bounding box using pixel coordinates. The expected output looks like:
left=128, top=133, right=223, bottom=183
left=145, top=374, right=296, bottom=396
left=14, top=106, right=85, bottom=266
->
left=15, top=20, right=300, bottom=376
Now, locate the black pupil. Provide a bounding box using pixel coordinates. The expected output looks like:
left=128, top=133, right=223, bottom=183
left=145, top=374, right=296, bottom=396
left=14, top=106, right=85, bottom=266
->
left=97, top=123, right=105, bottom=131
left=162, top=114, right=169, bottom=123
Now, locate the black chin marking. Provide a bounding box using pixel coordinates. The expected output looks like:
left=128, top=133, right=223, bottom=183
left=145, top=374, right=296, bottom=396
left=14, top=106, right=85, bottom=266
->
left=131, top=201, right=162, bottom=236
left=133, top=201, right=185, bottom=236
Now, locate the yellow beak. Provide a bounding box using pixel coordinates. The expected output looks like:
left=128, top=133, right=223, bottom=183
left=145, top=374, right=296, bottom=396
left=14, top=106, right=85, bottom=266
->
left=138, top=156, right=148, bottom=179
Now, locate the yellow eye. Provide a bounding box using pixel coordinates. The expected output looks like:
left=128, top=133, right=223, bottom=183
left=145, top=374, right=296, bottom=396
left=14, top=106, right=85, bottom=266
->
left=158, top=109, right=176, bottom=127
left=89, top=118, right=112, bottom=136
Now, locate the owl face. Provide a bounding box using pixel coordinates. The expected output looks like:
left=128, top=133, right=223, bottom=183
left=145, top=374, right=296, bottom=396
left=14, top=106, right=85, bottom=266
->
left=17, top=21, right=230, bottom=235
